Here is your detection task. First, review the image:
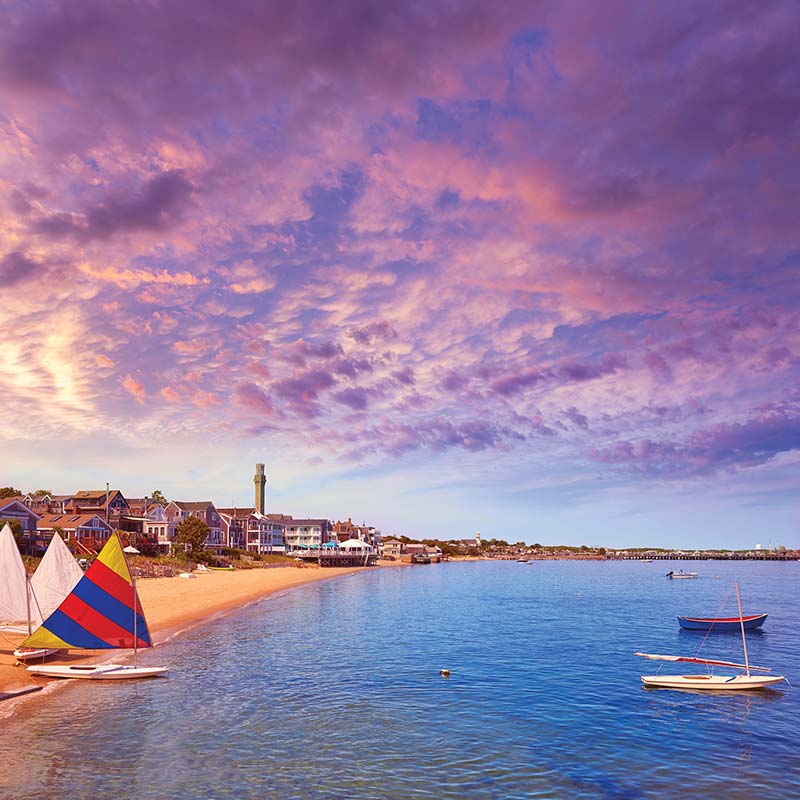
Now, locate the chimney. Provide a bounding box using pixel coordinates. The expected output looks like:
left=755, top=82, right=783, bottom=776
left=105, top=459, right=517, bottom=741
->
left=254, top=463, right=266, bottom=514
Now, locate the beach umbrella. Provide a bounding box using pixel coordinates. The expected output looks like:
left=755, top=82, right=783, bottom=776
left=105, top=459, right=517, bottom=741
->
left=123, top=545, right=140, bottom=554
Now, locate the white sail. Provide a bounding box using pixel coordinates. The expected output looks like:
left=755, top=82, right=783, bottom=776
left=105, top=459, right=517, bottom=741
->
left=0, top=523, right=41, bottom=632
left=31, top=532, right=84, bottom=619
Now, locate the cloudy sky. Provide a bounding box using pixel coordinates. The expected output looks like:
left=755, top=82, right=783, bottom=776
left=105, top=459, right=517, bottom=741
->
left=1, top=1, right=798, bottom=548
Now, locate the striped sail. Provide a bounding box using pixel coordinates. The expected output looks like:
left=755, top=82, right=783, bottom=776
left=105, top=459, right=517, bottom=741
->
left=22, top=533, right=152, bottom=651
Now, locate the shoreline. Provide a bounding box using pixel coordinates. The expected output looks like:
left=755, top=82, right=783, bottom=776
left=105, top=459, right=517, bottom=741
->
left=0, top=560, right=404, bottom=712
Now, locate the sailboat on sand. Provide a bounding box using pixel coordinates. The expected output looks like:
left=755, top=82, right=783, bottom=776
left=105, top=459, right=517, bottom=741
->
left=14, top=530, right=84, bottom=662
left=0, top=523, right=56, bottom=659
left=635, top=582, right=785, bottom=690
left=24, top=533, right=168, bottom=680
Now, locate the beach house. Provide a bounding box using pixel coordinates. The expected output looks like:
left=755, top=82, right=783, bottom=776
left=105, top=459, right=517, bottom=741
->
left=282, top=517, right=334, bottom=551
left=36, top=513, right=113, bottom=553
left=0, top=498, right=41, bottom=553
left=165, top=500, right=224, bottom=553
left=69, top=489, right=131, bottom=526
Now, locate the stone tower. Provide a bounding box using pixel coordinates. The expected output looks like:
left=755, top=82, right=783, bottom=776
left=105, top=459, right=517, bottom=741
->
left=254, top=463, right=266, bottom=514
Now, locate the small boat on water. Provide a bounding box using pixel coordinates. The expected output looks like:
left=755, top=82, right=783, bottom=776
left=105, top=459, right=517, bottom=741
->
left=635, top=582, right=784, bottom=691
left=678, top=613, right=767, bottom=631
left=666, top=570, right=698, bottom=579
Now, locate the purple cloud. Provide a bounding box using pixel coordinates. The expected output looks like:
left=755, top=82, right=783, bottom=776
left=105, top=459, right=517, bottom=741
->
left=234, top=382, right=274, bottom=416
left=348, top=321, right=397, bottom=346
left=589, top=410, right=800, bottom=476
left=34, top=171, right=193, bottom=241
left=0, top=251, right=46, bottom=287
left=273, top=370, right=336, bottom=417
left=334, top=388, right=369, bottom=411
left=491, top=369, right=543, bottom=397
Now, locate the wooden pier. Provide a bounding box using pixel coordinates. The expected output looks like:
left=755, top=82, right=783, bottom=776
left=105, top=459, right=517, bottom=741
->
left=289, top=551, right=377, bottom=567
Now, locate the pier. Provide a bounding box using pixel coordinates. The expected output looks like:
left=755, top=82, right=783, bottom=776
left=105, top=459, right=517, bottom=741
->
left=288, top=550, right=378, bottom=567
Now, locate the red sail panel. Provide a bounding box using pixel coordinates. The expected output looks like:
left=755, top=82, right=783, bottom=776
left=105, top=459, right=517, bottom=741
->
left=58, top=593, right=150, bottom=649
left=87, top=559, right=139, bottom=612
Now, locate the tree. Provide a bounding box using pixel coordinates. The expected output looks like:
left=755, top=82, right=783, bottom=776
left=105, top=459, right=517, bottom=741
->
left=150, top=489, right=168, bottom=507
left=33, top=489, right=53, bottom=496
left=175, top=515, right=210, bottom=557
left=0, top=487, right=22, bottom=499
left=0, top=518, right=24, bottom=550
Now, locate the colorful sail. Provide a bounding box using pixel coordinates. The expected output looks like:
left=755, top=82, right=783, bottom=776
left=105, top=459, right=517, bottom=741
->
left=22, top=533, right=152, bottom=651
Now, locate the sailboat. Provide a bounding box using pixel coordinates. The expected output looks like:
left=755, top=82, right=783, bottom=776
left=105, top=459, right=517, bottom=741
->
left=635, top=582, right=785, bottom=690
left=14, top=531, right=85, bottom=662
left=0, top=523, right=58, bottom=660
left=23, top=533, right=168, bottom=680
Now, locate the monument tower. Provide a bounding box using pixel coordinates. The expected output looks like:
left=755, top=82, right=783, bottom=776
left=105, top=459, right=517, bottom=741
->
left=254, top=463, right=266, bottom=514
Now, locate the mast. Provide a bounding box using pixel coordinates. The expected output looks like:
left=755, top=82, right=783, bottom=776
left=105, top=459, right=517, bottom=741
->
left=133, top=571, right=139, bottom=666
left=25, top=575, right=32, bottom=636
left=735, top=581, right=750, bottom=677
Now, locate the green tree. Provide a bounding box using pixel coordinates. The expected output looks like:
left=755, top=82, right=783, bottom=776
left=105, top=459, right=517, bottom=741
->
left=0, top=518, right=24, bottom=549
left=33, top=489, right=53, bottom=496
left=175, top=515, right=210, bottom=557
left=150, top=489, right=168, bottom=506
left=0, top=487, right=22, bottom=499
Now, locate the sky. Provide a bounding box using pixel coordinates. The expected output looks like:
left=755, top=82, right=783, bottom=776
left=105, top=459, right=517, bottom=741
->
left=1, top=1, right=798, bottom=549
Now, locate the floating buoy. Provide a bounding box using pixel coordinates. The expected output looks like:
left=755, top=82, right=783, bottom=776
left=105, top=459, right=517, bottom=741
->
left=440, top=669, right=450, bottom=677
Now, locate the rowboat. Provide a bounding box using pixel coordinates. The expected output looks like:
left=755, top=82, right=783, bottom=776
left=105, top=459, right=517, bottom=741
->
left=635, top=582, right=784, bottom=691
left=678, top=613, right=767, bottom=631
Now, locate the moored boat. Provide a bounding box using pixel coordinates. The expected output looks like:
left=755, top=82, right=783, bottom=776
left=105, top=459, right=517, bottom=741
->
left=678, top=613, right=767, bottom=631
left=635, top=582, right=784, bottom=691
left=666, top=570, right=698, bottom=579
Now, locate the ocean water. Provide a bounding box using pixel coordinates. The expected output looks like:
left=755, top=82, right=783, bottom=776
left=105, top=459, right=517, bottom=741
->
left=1, top=560, right=798, bottom=800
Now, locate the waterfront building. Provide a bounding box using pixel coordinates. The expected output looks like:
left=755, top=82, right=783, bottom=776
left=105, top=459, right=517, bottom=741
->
left=119, top=500, right=170, bottom=553
left=37, top=513, right=113, bottom=553
left=0, top=498, right=40, bottom=553
left=282, top=518, right=334, bottom=550
left=381, top=539, right=404, bottom=558
left=165, top=500, right=223, bottom=553
left=68, top=489, right=131, bottom=526
left=332, top=517, right=381, bottom=549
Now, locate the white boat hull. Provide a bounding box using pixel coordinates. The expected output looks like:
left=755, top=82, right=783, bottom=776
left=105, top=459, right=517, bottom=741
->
left=641, top=674, right=784, bottom=690
left=13, top=647, right=60, bottom=662
left=27, top=664, right=169, bottom=680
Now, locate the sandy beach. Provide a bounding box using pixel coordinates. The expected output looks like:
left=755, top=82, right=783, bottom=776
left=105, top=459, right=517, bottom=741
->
left=0, top=562, right=393, bottom=701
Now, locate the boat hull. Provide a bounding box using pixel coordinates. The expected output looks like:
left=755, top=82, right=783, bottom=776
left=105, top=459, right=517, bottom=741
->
left=641, top=674, right=784, bottom=690
left=13, top=647, right=60, bottom=662
left=678, top=613, right=767, bottom=631
left=27, top=664, right=169, bottom=680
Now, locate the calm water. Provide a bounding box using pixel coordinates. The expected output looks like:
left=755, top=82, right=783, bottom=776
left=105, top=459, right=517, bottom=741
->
left=1, top=560, right=798, bottom=799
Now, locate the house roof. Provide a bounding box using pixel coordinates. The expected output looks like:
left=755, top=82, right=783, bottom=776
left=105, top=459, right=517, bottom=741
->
left=38, top=513, right=112, bottom=530
left=217, top=507, right=256, bottom=519
left=73, top=490, right=121, bottom=500
left=383, top=539, right=403, bottom=545
left=0, top=498, right=40, bottom=517
left=171, top=501, right=215, bottom=511
left=285, top=518, right=329, bottom=527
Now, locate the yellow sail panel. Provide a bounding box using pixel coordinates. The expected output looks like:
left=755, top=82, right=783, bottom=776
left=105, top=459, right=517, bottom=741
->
left=96, top=533, right=132, bottom=583
left=22, top=627, right=72, bottom=649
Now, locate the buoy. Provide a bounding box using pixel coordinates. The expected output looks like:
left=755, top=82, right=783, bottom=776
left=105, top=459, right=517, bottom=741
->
left=440, top=669, right=450, bottom=677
